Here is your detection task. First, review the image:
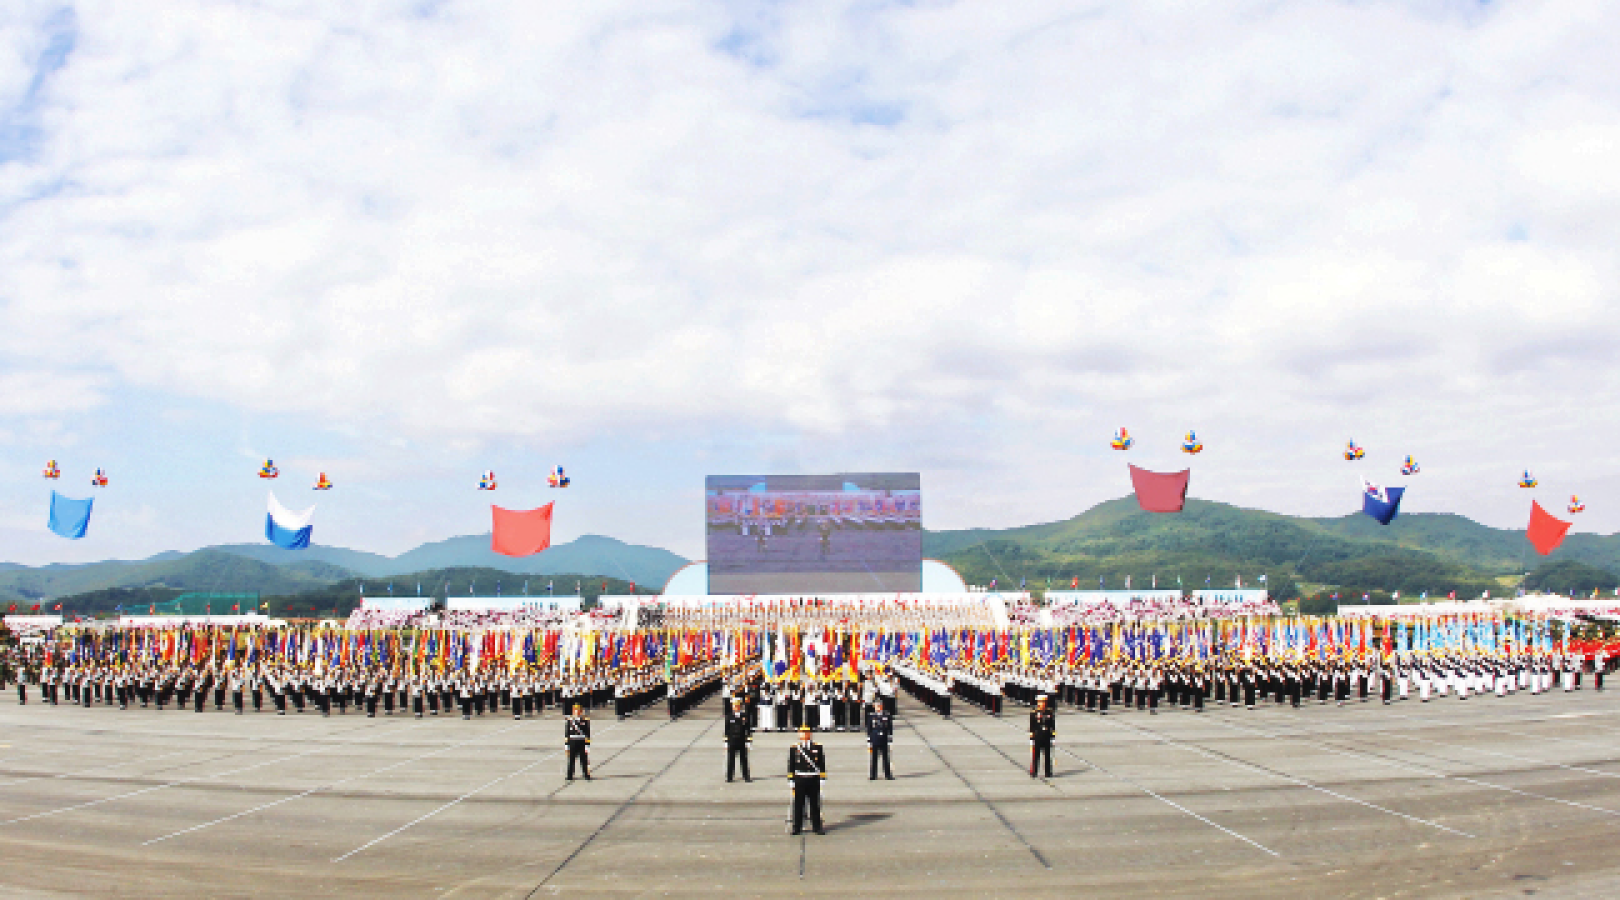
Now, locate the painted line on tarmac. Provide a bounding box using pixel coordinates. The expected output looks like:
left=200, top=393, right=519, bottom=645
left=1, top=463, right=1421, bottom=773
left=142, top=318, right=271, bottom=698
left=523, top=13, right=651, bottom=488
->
left=985, top=711, right=1281, bottom=858
left=143, top=721, right=528, bottom=844
left=0, top=747, right=196, bottom=789
left=1203, top=712, right=1620, bottom=822
left=1364, top=711, right=1620, bottom=781
left=0, top=722, right=389, bottom=825
left=524, top=717, right=716, bottom=896
left=1097, top=715, right=1475, bottom=838
left=904, top=714, right=1052, bottom=869
left=332, top=716, right=670, bottom=862
left=0, top=716, right=396, bottom=789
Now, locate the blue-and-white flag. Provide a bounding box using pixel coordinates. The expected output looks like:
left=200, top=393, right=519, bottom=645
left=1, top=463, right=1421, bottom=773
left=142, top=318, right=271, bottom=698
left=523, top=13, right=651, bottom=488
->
left=266, top=492, right=314, bottom=548
left=1361, top=477, right=1404, bottom=525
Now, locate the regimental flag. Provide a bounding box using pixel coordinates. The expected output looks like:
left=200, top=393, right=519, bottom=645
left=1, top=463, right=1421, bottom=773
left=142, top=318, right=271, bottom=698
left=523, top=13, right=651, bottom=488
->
left=1360, top=477, right=1404, bottom=525
left=1527, top=500, right=1572, bottom=556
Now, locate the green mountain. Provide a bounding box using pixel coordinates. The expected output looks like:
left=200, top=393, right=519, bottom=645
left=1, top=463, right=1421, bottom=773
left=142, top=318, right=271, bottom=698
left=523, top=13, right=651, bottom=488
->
left=0, top=549, right=347, bottom=607
left=214, top=534, right=685, bottom=584
left=2, top=535, right=689, bottom=608
left=925, top=497, right=1620, bottom=601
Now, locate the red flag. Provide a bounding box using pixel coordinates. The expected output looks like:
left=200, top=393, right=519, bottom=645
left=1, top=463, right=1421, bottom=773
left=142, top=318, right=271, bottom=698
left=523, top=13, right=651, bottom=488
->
left=1527, top=500, right=1571, bottom=556
left=52, top=603, right=62, bottom=611
left=30, top=604, right=40, bottom=613
left=1128, top=465, right=1191, bottom=513
left=490, top=503, right=554, bottom=557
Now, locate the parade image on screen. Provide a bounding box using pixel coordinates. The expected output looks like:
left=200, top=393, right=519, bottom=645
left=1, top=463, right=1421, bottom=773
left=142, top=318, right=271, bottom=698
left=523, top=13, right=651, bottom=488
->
left=706, top=473, right=922, bottom=594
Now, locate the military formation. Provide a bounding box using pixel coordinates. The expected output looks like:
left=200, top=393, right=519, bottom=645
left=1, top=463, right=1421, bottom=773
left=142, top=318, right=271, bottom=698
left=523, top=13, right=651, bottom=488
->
left=2, top=606, right=1615, bottom=837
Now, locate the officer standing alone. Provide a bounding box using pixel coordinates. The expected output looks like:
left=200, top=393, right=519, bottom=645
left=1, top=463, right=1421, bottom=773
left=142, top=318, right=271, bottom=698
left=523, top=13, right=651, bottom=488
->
left=1029, top=694, right=1055, bottom=779
left=725, top=696, right=753, bottom=782
left=866, top=703, right=894, bottom=780
left=565, top=703, right=592, bottom=781
left=788, top=725, right=826, bottom=835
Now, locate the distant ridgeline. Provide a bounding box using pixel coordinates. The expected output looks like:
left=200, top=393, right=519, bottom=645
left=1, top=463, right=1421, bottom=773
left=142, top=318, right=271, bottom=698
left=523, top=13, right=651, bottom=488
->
left=926, top=497, right=1620, bottom=608
left=10, top=501, right=1620, bottom=615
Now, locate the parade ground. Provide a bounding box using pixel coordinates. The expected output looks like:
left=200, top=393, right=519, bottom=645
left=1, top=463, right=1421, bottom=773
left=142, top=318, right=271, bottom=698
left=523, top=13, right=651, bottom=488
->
left=4, top=693, right=1620, bottom=898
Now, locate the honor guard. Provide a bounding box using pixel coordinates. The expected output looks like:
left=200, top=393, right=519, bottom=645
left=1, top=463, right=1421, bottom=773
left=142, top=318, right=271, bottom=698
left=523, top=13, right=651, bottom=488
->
left=788, top=726, right=826, bottom=835
left=1029, top=694, right=1055, bottom=778
left=565, top=704, right=592, bottom=781
left=725, top=696, right=753, bottom=782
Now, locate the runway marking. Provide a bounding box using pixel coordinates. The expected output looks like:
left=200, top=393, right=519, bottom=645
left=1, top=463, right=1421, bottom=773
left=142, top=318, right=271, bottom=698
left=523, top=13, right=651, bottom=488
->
left=1097, top=716, right=1475, bottom=838
left=332, top=717, right=670, bottom=862
left=143, top=722, right=527, bottom=844
left=0, top=747, right=196, bottom=788
left=985, top=712, right=1281, bottom=858
left=525, top=718, right=716, bottom=896
left=1203, top=712, right=1620, bottom=822
left=1, top=724, right=385, bottom=825
left=1365, top=712, right=1620, bottom=781
left=904, top=714, right=1052, bottom=869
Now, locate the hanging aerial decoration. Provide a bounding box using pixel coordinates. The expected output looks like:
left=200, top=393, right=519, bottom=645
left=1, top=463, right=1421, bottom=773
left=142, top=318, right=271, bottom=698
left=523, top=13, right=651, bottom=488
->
left=1110, top=428, right=1134, bottom=450
left=47, top=490, right=93, bottom=540
left=90, top=468, right=109, bottom=487
left=42, top=460, right=60, bottom=480
left=548, top=465, right=571, bottom=488
left=265, top=492, right=314, bottom=549
left=1361, top=477, right=1404, bottom=525
left=491, top=502, right=555, bottom=557
left=1568, top=495, right=1585, bottom=514
left=1128, top=464, right=1189, bottom=513
left=1400, top=455, right=1419, bottom=476
left=1519, top=470, right=1538, bottom=489
left=1344, top=440, right=1365, bottom=461
left=314, top=472, right=333, bottom=491
left=1527, top=500, right=1570, bottom=556
left=259, top=459, right=279, bottom=479
left=1181, top=431, right=1203, bottom=454
left=479, top=470, right=497, bottom=490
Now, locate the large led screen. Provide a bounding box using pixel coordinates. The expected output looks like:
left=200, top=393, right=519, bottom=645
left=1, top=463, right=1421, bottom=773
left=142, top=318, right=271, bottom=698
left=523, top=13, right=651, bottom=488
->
left=706, top=473, right=922, bottom=594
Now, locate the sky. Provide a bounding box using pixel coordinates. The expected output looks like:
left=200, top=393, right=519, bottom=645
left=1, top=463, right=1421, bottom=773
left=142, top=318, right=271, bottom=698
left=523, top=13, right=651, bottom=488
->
left=2, top=0, right=1618, bottom=565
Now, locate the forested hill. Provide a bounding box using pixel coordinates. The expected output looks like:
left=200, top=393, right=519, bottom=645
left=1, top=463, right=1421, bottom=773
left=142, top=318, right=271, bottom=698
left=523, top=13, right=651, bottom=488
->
left=926, top=497, right=1620, bottom=601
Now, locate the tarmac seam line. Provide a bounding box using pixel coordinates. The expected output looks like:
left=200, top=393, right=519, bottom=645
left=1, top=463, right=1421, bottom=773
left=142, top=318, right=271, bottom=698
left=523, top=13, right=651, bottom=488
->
left=526, top=716, right=717, bottom=895
left=143, top=721, right=528, bottom=844
left=904, top=714, right=1053, bottom=869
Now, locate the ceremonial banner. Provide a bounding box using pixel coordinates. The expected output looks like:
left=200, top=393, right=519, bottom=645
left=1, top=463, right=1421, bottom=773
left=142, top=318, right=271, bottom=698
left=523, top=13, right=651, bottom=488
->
left=492, top=502, right=554, bottom=557
left=1360, top=478, right=1404, bottom=525
left=1527, top=500, right=1571, bottom=556
left=48, top=490, right=93, bottom=540
left=266, top=492, right=314, bottom=549
left=1128, top=465, right=1190, bottom=513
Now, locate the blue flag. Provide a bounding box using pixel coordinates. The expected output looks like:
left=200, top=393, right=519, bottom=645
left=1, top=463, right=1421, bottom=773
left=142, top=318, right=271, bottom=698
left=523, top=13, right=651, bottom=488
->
left=266, top=492, right=314, bottom=548
left=1361, top=478, right=1404, bottom=525
left=48, top=491, right=93, bottom=540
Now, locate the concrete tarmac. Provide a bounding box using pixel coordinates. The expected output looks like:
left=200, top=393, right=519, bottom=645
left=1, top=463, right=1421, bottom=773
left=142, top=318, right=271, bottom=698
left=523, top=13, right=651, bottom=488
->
left=4, top=688, right=1620, bottom=898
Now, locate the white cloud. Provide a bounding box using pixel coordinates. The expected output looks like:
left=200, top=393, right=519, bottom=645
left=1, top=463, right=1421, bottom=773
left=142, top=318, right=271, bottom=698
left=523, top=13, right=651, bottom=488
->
left=1, top=0, right=1619, bottom=561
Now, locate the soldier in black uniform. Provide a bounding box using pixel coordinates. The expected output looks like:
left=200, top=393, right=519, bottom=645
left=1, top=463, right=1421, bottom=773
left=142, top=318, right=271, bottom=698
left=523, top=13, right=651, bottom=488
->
left=788, top=726, right=826, bottom=835
left=725, top=696, right=753, bottom=782
left=866, top=703, right=894, bottom=780
left=565, top=704, right=592, bottom=781
left=1029, top=694, right=1055, bottom=778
